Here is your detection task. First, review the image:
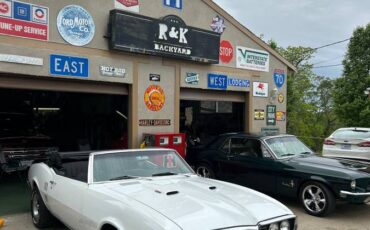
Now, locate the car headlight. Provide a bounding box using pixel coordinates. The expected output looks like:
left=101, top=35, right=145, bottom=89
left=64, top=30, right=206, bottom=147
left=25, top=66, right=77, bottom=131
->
left=351, top=180, right=356, bottom=190
left=280, top=220, right=290, bottom=230
left=269, top=223, right=279, bottom=230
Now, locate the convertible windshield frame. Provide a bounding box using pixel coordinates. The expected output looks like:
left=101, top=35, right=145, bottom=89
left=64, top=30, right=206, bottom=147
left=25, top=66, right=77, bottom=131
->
left=88, top=149, right=194, bottom=184
left=262, top=135, right=314, bottom=159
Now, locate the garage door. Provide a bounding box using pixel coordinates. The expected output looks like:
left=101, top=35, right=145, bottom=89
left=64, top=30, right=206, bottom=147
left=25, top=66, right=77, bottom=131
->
left=0, top=74, right=128, bottom=95
left=180, top=88, right=245, bottom=102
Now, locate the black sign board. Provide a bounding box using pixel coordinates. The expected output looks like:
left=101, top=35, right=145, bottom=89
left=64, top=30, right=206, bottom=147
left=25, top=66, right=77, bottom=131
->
left=109, top=10, right=221, bottom=64
left=266, top=105, right=277, bottom=126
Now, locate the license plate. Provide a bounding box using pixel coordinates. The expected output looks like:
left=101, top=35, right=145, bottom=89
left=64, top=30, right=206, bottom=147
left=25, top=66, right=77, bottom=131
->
left=341, top=144, right=351, bottom=150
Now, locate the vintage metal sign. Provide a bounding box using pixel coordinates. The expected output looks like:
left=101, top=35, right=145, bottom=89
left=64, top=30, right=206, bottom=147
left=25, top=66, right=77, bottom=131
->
left=0, top=0, right=48, bottom=41
left=144, top=85, right=165, bottom=112
left=219, top=40, right=233, bottom=63
left=163, top=0, right=182, bottom=10
left=237, top=46, right=269, bottom=72
left=276, top=111, right=286, bottom=121
left=208, top=73, right=250, bottom=90
left=0, top=53, right=43, bottom=65
left=278, top=93, right=285, bottom=103
left=115, top=0, right=139, bottom=12
left=139, top=119, right=171, bottom=126
left=50, top=54, right=89, bottom=78
left=210, top=15, right=226, bottom=34
left=57, top=5, right=95, bottom=46
left=266, top=105, right=277, bottom=126
left=274, top=69, right=286, bottom=89
left=253, top=82, right=269, bottom=97
left=149, top=74, right=161, bottom=82
left=185, top=72, right=199, bottom=85
left=254, top=109, right=265, bottom=120
left=109, top=11, right=220, bottom=64
left=100, top=65, right=126, bottom=77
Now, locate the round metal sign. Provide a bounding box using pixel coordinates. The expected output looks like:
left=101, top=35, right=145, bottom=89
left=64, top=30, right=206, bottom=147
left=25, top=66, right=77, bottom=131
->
left=144, top=85, right=165, bottom=112
left=57, top=5, right=95, bottom=46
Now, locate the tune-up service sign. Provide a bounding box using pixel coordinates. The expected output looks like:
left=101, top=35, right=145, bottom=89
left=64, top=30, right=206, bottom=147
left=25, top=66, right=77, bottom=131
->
left=0, top=0, right=49, bottom=41
left=57, top=5, right=95, bottom=46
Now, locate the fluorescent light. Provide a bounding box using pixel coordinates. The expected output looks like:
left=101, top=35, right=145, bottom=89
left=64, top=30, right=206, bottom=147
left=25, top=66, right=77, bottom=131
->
left=33, top=108, right=60, bottom=111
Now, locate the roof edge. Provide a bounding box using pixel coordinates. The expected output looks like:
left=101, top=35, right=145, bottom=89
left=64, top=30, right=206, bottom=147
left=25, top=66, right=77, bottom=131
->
left=203, top=0, right=297, bottom=72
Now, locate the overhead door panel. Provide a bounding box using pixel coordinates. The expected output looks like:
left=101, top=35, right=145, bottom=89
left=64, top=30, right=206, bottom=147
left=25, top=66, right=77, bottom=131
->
left=180, top=88, right=245, bottom=102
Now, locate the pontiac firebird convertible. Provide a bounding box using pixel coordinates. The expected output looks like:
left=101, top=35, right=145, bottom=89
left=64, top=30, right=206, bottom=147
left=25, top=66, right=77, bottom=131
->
left=28, top=149, right=297, bottom=230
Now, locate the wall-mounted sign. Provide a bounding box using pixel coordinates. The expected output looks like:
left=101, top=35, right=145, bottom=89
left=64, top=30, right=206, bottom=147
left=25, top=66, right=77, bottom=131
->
left=278, top=93, right=285, bottom=103
left=115, top=0, right=139, bottom=13
left=144, top=85, right=165, bottom=112
left=253, top=82, right=269, bottom=97
left=254, top=109, right=265, bottom=120
left=0, top=0, right=48, bottom=41
left=208, top=73, right=250, bottom=90
left=228, top=78, right=250, bottom=88
left=210, top=15, right=226, bottom=34
left=149, top=74, right=161, bottom=82
left=185, top=72, right=199, bottom=85
left=139, top=119, right=171, bottom=126
left=274, top=69, right=285, bottom=89
left=0, top=53, right=43, bottom=66
left=50, top=54, right=89, bottom=78
left=109, top=11, right=220, bottom=64
left=163, top=0, right=182, bottom=10
left=261, top=127, right=279, bottom=135
left=100, top=65, right=126, bottom=78
left=57, top=5, right=95, bottom=46
left=237, top=46, right=269, bottom=72
left=266, top=105, right=276, bottom=126
left=219, top=40, right=233, bottom=64
left=276, top=111, right=286, bottom=122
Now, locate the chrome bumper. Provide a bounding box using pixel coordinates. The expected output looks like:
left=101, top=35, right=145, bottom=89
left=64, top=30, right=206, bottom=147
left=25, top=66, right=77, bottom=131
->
left=340, top=191, right=370, bottom=203
left=340, top=191, right=370, bottom=196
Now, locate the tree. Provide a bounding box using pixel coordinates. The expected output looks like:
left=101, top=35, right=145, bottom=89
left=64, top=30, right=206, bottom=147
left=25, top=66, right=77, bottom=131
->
left=333, top=23, right=370, bottom=127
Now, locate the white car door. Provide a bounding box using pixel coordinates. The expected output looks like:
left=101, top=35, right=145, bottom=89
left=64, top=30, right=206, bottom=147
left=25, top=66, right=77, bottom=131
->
left=47, top=174, right=88, bottom=229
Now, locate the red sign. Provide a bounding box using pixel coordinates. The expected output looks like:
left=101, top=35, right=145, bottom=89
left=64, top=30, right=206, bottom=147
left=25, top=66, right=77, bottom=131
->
left=0, top=2, right=9, bottom=14
left=0, top=16, right=48, bottom=41
left=219, top=40, right=233, bottom=63
left=117, top=0, right=139, bottom=7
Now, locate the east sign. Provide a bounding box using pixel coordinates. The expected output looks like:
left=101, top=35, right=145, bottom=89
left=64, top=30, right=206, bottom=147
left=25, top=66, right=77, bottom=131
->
left=109, top=10, right=221, bottom=64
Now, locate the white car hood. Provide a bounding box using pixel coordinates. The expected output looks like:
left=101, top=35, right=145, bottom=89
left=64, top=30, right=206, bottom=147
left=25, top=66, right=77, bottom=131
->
left=95, top=175, right=293, bottom=230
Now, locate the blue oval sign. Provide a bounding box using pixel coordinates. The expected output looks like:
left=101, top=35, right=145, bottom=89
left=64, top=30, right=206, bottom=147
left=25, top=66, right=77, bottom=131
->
left=57, top=5, right=95, bottom=46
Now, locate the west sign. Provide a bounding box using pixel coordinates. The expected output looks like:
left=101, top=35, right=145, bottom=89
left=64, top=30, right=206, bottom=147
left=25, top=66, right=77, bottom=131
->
left=109, top=10, right=221, bottom=64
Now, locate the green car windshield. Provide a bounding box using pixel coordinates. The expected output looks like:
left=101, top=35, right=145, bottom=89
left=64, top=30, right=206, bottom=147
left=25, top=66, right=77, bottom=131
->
left=265, top=136, right=314, bottom=158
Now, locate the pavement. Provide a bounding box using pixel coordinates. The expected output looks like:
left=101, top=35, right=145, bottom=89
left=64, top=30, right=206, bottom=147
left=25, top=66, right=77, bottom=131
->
left=1, top=199, right=369, bottom=230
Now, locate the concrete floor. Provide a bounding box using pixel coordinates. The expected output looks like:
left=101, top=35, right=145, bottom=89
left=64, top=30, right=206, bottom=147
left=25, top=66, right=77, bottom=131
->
left=2, top=200, right=369, bottom=230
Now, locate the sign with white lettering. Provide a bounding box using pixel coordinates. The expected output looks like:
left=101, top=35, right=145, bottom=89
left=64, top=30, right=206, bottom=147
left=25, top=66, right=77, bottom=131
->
left=50, top=54, right=88, bottom=78
left=57, top=5, right=95, bottom=46
left=208, top=73, right=250, bottom=90
left=266, top=105, right=276, bottom=126
left=163, top=0, right=182, bottom=10
left=100, top=65, right=126, bottom=77
left=0, top=53, right=43, bottom=65
left=109, top=11, right=220, bottom=64
left=185, top=73, right=199, bottom=85
left=274, top=69, right=285, bottom=89
left=139, top=119, right=171, bottom=126
left=0, top=0, right=48, bottom=41
left=237, top=46, right=269, bottom=72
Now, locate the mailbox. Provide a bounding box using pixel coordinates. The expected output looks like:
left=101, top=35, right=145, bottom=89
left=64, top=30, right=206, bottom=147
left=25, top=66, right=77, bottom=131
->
left=142, top=133, right=186, bottom=159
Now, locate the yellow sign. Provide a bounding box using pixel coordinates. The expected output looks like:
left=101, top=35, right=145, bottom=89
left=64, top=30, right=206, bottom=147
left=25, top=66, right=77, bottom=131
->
left=278, top=93, right=284, bottom=103
left=276, top=111, right=286, bottom=121
left=254, top=109, right=265, bottom=120
left=144, top=85, right=165, bottom=111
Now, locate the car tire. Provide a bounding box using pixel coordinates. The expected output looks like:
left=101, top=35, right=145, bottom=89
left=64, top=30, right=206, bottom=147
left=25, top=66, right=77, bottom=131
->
left=31, top=187, right=54, bottom=229
left=195, top=163, right=215, bottom=179
left=299, top=181, right=336, bottom=217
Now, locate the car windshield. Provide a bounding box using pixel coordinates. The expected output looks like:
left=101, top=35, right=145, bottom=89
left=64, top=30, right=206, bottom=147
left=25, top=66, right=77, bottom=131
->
left=332, top=129, right=370, bottom=139
left=265, top=136, right=313, bottom=158
left=93, top=150, right=193, bottom=182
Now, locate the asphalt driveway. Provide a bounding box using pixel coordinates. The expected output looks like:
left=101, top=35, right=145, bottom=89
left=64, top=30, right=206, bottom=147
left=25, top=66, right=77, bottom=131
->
left=2, top=199, right=369, bottom=230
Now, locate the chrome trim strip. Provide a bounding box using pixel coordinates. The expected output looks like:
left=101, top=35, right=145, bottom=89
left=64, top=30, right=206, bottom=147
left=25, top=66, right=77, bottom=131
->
left=340, top=190, right=370, bottom=196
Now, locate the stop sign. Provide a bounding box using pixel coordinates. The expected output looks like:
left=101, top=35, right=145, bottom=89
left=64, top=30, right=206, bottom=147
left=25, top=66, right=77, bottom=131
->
left=219, top=40, right=234, bottom=63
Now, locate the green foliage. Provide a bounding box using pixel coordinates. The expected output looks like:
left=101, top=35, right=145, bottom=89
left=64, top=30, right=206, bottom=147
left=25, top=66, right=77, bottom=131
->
left=333, top=23, right=370, bottom=127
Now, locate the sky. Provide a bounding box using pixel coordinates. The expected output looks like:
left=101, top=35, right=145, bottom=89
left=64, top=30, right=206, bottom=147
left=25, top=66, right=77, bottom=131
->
left=213, top=0, right=370, bottom=78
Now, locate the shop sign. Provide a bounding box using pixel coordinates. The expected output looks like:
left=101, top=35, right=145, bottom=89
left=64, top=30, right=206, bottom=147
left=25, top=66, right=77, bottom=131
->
left=109, top=11, right=220, bottom=64
left=219, top=40, right=233, bottom=64
left=261, top=127, right=279, bottom=135
left=210, top=15, right=226, bottom=34
left=278, top=93, right=285, bottom=103
left=185, top=72, right=199, bottom=85
left=0, top=53, right=43, bottom=65
left=100, top=65, right=126, bottom=78
left=144, top=85, right=165, bottom=112
left=115, top=0, right=139, bottom=13
left=228, top=78, right=250, bottom=88
left=0, top=0, right=48, bottom=41
left=274, top=69, right=285, bottom=89
left=208, top=73, right=227, bottom=90
left=163, top=0, right=182, bottom=10
left=254, top=109, right=265, bottom=120
left=237, top=46, right=269, bottom=72
left=139, top=119, right=171, bottom=126
left=57, top=5, right=95, bottom=47
left=149, top=74, right=161, bottom=82
left=253, top=82, right=269, bottom=97
left=50, top=54, right=89, bottom=78
left=266, top=105, right=276, bottom=126
left=276, top=111, right=286, bottom=122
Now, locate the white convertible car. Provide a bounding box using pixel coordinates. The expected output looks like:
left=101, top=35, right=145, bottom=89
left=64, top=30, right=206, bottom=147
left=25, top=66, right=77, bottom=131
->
left=28, top=149, right=297, bottom=230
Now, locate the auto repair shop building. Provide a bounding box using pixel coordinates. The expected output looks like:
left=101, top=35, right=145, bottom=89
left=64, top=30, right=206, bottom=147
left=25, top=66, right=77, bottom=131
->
left=0, top=0, right=295, bottom=152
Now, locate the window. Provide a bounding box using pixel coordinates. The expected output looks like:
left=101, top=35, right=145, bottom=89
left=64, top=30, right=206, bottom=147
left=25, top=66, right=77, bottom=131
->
left=228, top=138, right=262, bottom=158
left=333, top=129, right=370, bottom=139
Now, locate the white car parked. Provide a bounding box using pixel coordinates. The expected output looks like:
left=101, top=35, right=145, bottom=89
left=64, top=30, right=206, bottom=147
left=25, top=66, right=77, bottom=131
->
left=28, top=149, right=297, bottom=230
left=323, top=127, right=370, bottom=161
